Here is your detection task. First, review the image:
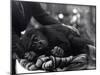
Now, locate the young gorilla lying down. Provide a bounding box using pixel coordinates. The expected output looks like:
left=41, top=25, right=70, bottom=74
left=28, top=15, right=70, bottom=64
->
left=17, top=23, right=94, bottom=72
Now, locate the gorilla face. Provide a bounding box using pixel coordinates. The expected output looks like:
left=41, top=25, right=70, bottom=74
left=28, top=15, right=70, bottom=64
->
left=30, top=30, right=48, bottom=50
left=20, top=26, right=49, bottom=52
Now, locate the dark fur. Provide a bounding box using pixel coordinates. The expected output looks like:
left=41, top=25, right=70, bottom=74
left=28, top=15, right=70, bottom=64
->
left=20, top=24, right=94, bottom=57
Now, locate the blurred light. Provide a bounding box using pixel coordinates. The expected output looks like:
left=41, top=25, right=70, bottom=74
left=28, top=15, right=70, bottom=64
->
left=58, top=13, right=64, bottom=19
left=21, top=30, right=26, bottom=35
left=73, top=8, right=78, bottom=14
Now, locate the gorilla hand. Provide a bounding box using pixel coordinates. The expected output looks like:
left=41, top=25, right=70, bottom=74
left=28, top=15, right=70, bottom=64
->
left=51, top=46, right=64, bottom=57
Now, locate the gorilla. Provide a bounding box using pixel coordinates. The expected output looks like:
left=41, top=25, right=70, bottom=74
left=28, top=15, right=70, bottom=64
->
left=17, top=23, right=94, bottom=71
left=18, top=19, right=94, bottom=59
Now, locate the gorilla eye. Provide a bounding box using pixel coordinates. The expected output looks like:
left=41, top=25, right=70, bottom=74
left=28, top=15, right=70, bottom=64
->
left=34, top=37, right=38, bottom=41
left=31, top=35, right=38, bottom=41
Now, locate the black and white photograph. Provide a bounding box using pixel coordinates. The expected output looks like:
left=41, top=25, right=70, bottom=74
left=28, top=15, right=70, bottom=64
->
left=11, top=0, right=96, bottom=74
